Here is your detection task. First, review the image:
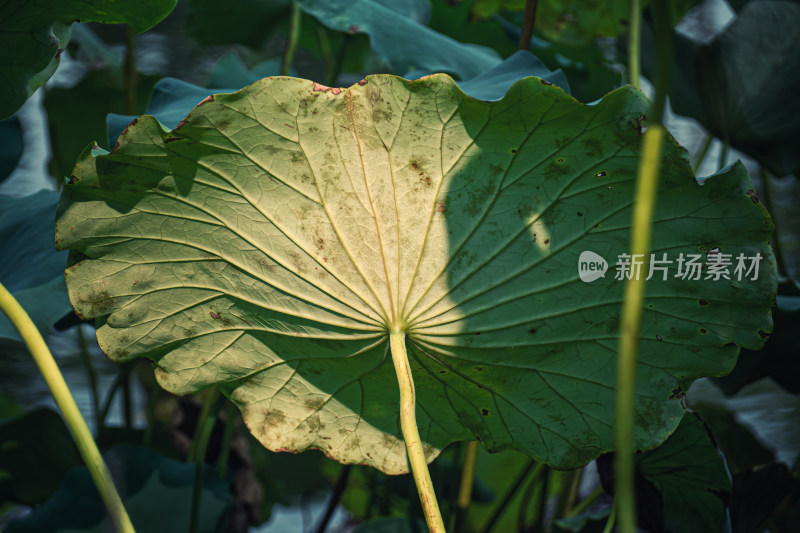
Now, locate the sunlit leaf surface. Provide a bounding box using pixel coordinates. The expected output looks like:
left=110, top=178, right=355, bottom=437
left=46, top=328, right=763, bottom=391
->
left=57, top=74, right=775, bottom=473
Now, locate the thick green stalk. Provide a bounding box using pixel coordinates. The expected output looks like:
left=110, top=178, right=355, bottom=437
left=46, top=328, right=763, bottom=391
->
left=389, top=331, right=445, bottom=533
left=616, top=124, right=665, bottom=533
left=281, top=1, right=301, bottom=76
left=0, top=282, right=135, bottom=533
left=615, top=1, right=672, bottom=531
left=454, top=441, right=479, bottom=532
left=628, top=0, right=641, bottom=89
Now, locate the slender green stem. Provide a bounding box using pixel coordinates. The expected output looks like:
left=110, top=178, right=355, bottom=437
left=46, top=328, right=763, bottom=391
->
left=692, top=134, right=713, bottom=174
left=718, top=139, right=729, bottom=171
left=531, top=466, right=550, bottom=533
left=616, top=124, right=665, bottom=533
left=517, top=467, right=540, bottom=532
left=389, top=331, right=445, bottom=533
left=313, top=465, right=352, bottom=533
left=217, top=400, right=238, bottom=478
left=628, top=0, right=641, bottom=89
left=124, top=25, right=136, bottom=115
left=480, top=461, right=539, bottom=533
left=565, top=485, right=604, bottom=518
left=518, top=0, right=540, bottom=50
left=601, top=504, right=617, bottom=533
left=454, top=441, right=479, bottom=532
left=281, top=0, right=301, bottom=76
left=0, top=282, right=136, bottom=533
left=99, top=370, right=123, bottom=427
left=554, top=469, right=583, bottom=519
left=77, top=325, right=101, bottom=434
left=121, top=364, right=133, bottom=429
left=142, top=379, right=160, bottom=447
left=188, top=388, right=219, bottom=463
left=189, top=390, right=220, bottom=533
left=315, top=24, right=334, bottom=79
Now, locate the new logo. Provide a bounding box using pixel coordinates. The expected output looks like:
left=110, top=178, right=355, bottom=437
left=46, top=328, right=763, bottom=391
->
left=578, top=251, right=608, bottom=282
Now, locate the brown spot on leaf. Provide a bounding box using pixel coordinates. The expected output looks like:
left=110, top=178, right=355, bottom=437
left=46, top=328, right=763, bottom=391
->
left=758, top=330, right=770, bottom=339
left=358, top=79, right=367, bottom=86
left=198, top=95, right=214, bottom=105
left=67, top=175, right=78, bottom=184
left=437, top=201, right=445, bottom=213
left=699, top=328, right=708, bottom=334
left=210, top=311, right=221, bottom=319
left=746, top=189, right=760, bottom=204
left=699, top=300, right=709, bottom=306
left=541, top=79, right=552, bottom=85
left=481, top=408, right=490, bottom=416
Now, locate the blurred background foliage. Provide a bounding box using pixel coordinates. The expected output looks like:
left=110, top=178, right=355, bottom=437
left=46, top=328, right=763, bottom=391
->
left=0, top=0, right=798, bottom=532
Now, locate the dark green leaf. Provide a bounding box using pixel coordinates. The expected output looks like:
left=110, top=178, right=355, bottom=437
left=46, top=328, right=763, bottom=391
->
left=713, top=294, right=800, bottom=395
left=184, top=0, right=290, bottom=48
left=0, top=117, right=24, bottom=183
left=0, top=0, right=177, bottom=119
left=642, top=0, right=800, bottom=177
left=5, top=445, right=230, bottom=533
left=0, top=191, right=71, bottom=340
left=0, top=408, right=81, bottom=506
left=636, top=414, right=732, bottom=533
left=45, top=68, right=157, bottom=180
left=297, top=0, right=501, bottom=78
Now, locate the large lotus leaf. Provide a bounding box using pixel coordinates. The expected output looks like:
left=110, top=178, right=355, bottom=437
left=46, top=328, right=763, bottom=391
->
left=0, top=191, right=71, bottom=340
left=297, top=0, right=501, bottom=79
left=56, top=74, right=775, bottom=474
left=0, top=0, right=176, bottom=120
left=5, top=445, right=229, bottom=533
left=642, top=0, right=800, bottom=177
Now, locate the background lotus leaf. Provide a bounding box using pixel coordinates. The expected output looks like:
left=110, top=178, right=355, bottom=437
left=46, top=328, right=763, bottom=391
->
left=0, top=0, right=177, bottom=119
